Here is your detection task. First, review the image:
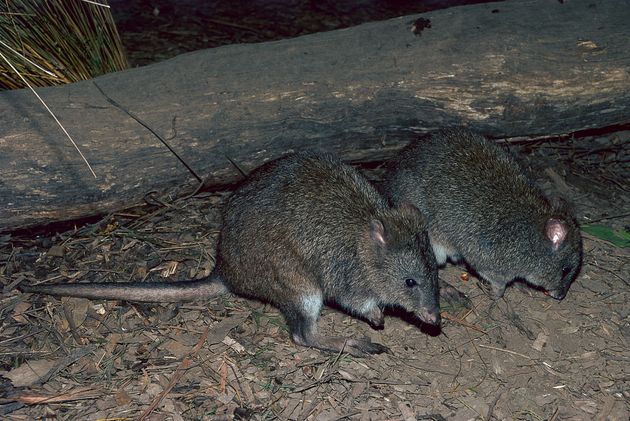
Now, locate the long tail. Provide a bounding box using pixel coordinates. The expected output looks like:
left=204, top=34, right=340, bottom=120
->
left=18, top=272, right=228, bottom=303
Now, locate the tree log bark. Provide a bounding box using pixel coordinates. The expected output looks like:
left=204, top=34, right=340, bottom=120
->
left=1, top=0, right=629, bottom=231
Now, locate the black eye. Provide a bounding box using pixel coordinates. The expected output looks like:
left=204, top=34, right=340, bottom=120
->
left=561, top=266, right=572, bottom=278
left=405, top=278, right=417, bottom=288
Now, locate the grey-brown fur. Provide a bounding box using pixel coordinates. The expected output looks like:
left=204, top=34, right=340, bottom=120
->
left=381, top=128, right=583, bottom=300
left=22, top=153, right=440, bottom=357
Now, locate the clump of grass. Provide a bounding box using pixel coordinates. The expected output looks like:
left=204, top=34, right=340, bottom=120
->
left=0, top=0, right=128, bottom=90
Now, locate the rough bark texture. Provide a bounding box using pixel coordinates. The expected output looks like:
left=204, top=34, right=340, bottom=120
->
left=1, top=0, right=629, bottom=231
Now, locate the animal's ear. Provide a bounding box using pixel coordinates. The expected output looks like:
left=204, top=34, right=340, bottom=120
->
left=399, top=202, right=420, bottom=216
left=370, top=219, right=387, bottom=247
left=398, top=202, right=426, bottom=225
left=545, top=218, right=568, bottom=251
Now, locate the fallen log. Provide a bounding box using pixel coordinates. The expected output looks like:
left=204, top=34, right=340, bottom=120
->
left=1, top=0, right=629, bottom=231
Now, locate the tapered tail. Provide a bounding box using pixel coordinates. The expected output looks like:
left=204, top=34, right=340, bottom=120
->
left=19, top=272, right=228, bottom=303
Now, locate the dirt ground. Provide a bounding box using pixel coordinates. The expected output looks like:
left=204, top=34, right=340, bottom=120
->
left=1, top=1, right=629, bottom=420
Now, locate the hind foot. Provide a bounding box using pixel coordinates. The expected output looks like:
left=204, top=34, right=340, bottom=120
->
left=293, top=333, right=389, bottom=357
left=341, top=337, right=389, bottom=357
left=285, top=291, right=388, bottom=357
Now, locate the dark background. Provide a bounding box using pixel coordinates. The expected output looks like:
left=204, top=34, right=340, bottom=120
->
left=109, top=0, right=497, bottom=66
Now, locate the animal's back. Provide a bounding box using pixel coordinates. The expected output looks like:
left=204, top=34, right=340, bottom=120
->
left=215, top=153, right=386, bottom=302
left=387, top=129, right=552, bottom=253
left=383, top=128, right=582, bottom=299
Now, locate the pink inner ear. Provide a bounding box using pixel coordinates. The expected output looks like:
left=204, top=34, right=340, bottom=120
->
left=370, top=220, right=387, bottom=246
left=546, top=218, right=567, bottom=249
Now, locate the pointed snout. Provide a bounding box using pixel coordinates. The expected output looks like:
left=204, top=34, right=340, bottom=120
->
left=417, top=306, right=441, bottom=326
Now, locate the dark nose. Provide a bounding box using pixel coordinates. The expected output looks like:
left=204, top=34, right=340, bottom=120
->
left=419, top=306, right=441, bottom=325
left=549, top=289, right=567, bottom=300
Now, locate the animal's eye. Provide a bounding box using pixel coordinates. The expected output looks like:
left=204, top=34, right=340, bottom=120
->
left=405, top=278, right=417, bottom=288
left=561, top=266, right=572, bottom=278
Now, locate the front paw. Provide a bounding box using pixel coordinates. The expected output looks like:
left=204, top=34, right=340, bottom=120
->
left=477, top=272, right=507, bottom=299
left=364, top=305, right=384, bottom=329
left=490, top=282, right=507, bottom=299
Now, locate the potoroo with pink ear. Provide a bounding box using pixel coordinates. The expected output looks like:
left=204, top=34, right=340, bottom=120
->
left=382, top=128, right=582, bottom=300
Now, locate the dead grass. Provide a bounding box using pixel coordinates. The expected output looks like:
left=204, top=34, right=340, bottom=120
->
left=0, top=0, right=127, bottom=90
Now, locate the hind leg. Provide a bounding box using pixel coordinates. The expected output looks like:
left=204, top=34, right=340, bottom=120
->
left=281, top=289, right=388, bottom=358
left=227, top=245, right=388, bottom=357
